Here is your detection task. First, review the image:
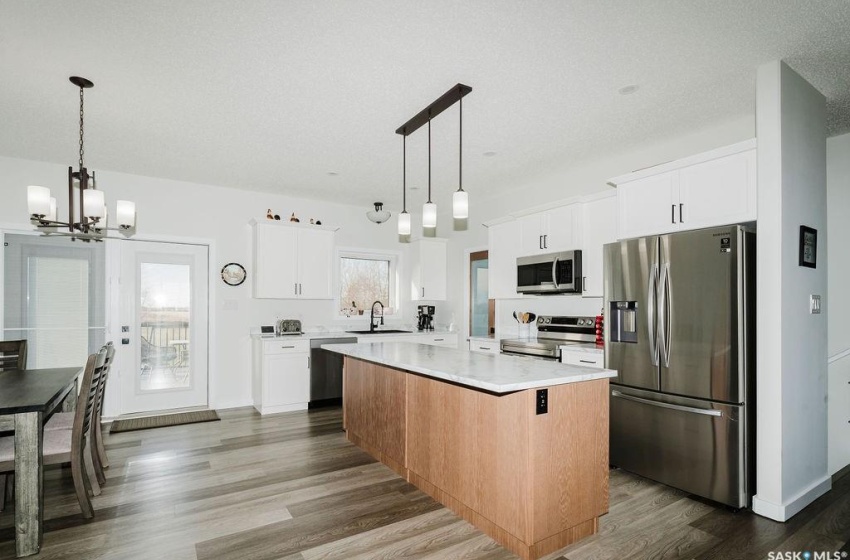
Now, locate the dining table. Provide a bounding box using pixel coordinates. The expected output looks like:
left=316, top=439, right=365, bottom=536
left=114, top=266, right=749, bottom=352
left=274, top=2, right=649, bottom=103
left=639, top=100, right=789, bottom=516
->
left=0, top=367, right=82, bottom=557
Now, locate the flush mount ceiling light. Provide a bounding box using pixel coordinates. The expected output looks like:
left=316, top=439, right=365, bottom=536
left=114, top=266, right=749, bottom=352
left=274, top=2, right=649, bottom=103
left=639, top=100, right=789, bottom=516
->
left=395, top=84, right=472, bottom=234
left=367, top=202, right=391, bottom=224
left=27, top=76, right=136, bottom=241
left=618, top=84, right=640, bottom=95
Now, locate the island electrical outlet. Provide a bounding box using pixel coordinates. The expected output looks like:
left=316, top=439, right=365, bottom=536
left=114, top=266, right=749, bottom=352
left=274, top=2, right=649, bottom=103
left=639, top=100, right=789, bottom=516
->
left=536, top=389, right=548, bottom=415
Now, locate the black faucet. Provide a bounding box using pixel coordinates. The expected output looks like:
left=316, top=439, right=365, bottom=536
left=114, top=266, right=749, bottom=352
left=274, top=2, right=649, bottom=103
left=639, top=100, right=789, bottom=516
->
left=370, top=301, right=384, bottom=332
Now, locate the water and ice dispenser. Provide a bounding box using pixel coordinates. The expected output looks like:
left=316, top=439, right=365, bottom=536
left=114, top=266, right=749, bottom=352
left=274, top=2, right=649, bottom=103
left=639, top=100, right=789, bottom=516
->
left=609, top=301, right=638, bottom=343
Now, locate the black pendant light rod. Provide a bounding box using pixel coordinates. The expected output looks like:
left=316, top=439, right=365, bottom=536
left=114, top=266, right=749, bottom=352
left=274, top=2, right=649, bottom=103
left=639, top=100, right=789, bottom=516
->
left=458, top=94, right=463, bottom=192
left=427, top=117, right=432, bottom=203
left=402, top=134, right=407, bottom=212
left=395, top=83, right=472, bottom=136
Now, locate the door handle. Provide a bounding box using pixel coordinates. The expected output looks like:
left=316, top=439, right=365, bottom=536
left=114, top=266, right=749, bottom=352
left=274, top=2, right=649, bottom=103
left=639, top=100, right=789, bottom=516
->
left=539, top=235, right=543, bottom=250
left=543, top=234, right=548, bottom=249
left=421, top=287, right=425, bottom=298
left=281, top=345, right=295, bottom=349
left=579, top=359, right=597, bottom=364
left=659, top=263, right=671, bottom=367
left=679, top=203, right=684, bottom=223
left=647, top=262, right=659, bottom=366
left=671, top=204, right=676, bottom=224
left=551, top=257, right=560, bottom=290
left=294, top=283, right=298, bottom=295
left=299, top=283, right=302, bottom=295
left=612, top=390, right=722, bottom=417
left=307, top=356, right=311, bottom=368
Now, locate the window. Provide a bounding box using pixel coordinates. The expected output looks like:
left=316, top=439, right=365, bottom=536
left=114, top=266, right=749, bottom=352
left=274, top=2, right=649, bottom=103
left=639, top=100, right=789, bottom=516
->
left=338, top=251, right=397, bottom=317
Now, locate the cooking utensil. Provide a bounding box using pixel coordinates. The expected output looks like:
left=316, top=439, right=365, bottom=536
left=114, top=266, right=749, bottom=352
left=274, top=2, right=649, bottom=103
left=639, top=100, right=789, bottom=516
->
left=513, top=311, right=520, bottom=323
left=528, top=313, right=537, bottom=323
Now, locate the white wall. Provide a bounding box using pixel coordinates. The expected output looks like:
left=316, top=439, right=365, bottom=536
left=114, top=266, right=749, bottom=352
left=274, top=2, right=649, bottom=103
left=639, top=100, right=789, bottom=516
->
left=753, top=61, right=829, bottom=522
left=827, top=132, right=850, bottom=474
left=0, top=155, right=423, bottom=413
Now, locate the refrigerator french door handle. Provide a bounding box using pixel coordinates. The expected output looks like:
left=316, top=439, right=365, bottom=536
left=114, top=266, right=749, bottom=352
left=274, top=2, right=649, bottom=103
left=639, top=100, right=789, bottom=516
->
left=659, top=263, right=671, bottom=367
left=647, top=263, right=659, bottom=366
left=611, top=390, right=722, bottom=417
left=552, top=257, right=560, bottom=290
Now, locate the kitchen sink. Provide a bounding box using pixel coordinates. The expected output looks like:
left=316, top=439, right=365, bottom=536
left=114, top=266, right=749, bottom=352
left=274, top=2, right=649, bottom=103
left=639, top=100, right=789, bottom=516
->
left=346, top=329, right=413, bottom=335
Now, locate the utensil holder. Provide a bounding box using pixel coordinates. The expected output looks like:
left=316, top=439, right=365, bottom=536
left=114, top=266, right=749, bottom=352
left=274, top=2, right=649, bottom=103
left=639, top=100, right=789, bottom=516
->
left=519, top=324, right=531, bottom=338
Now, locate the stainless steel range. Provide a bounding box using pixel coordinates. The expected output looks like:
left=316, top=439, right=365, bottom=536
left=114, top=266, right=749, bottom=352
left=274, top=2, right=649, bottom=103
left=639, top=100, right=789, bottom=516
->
left=500, top=315, right=597, bottom=360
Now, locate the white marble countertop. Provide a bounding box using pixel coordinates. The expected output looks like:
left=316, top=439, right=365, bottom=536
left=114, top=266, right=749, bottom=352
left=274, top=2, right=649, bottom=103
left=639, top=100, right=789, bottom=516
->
left=323, top=342, right=616, bottom=394
left=559, top=344, right=604, bottom=355
left=251, top=328, right=457, bottom=340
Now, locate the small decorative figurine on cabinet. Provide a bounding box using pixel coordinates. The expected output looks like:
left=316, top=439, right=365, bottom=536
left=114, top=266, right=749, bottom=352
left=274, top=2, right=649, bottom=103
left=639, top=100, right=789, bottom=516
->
left=289, top=213, right=300, bottom=223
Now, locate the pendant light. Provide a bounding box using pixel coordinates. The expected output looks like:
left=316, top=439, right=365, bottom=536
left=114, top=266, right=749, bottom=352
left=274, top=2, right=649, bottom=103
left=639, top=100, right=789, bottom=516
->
left=452, top=93, right=468, bottom=219
left=27, top=76, right=137, bottom=240
left=422, top=117, right=437, bottom=228
left=398, top=134, right=411, bottom=235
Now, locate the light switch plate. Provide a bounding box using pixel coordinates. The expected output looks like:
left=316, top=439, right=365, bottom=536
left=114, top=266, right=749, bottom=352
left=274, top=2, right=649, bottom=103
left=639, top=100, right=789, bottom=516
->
left=810, top=295, right=821, bottom=314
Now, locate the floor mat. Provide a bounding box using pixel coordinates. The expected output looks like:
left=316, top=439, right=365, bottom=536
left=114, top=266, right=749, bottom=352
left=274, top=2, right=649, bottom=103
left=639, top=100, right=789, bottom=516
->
left=109, top=410, right=220, bottom=433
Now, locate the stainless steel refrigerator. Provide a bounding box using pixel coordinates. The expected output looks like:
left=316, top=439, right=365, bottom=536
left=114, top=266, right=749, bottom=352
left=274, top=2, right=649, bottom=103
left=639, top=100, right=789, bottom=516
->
left=603, top=225, right=755, bottom=508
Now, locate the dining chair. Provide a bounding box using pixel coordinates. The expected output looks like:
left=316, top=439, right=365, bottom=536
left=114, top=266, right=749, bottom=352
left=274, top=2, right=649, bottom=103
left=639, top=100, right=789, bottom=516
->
left=0, top=339, right=27, bottom=371
left=0, top=347, right=106, bottom=518
left=43, top=342, right=113, bottom=495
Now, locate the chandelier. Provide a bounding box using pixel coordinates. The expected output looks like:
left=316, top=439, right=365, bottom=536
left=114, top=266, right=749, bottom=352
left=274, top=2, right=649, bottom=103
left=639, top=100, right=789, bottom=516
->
left=27, top=76, right=136, bottom=240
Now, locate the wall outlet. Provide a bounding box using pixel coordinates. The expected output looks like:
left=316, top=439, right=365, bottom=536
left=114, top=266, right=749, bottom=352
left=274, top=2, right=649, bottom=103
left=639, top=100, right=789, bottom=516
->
left=810, top=294, right=821, bottom=314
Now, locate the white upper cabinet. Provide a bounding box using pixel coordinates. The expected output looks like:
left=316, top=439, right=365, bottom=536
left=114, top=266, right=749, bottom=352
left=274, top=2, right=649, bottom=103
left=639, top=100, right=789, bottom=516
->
left=616, top=171, right=680, bottom=239
left=612, top=140, right=757, bottom=240
left=581, top=194, right=618, bottom=298
left=488, top=220, right=522, bottom=299
left=252, top=220, right=336, bottom=299
left=410, top=238, right=447, bottom=301
left=519, top=204, right=581, bottom=255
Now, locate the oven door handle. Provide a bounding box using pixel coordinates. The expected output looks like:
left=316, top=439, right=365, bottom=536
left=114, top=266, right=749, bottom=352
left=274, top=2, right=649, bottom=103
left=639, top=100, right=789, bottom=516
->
left=552, top=257, right=560, bottom=290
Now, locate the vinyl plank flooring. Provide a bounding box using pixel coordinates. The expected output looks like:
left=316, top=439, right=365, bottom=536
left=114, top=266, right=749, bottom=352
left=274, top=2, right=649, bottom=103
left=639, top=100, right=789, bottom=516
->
left=0, top=406, right=847, bottom=560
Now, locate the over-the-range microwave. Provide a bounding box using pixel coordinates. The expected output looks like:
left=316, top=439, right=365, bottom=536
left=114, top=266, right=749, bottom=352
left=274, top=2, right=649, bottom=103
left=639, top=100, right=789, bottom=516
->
left=516, top=250, right=582, bottom=294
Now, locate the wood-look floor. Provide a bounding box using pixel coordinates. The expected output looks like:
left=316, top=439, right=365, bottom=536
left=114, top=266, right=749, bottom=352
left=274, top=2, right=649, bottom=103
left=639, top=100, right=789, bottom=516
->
left=0, top=407, right=847, bottom=560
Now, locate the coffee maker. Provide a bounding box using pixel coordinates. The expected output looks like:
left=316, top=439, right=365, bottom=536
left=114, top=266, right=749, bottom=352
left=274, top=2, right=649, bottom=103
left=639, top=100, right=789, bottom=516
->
left=417, top=305, right=435, bottom=331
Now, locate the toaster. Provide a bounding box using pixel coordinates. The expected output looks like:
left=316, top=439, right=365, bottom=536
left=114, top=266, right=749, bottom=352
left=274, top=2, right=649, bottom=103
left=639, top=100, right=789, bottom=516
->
left=275, top=319, right=302, bottom=336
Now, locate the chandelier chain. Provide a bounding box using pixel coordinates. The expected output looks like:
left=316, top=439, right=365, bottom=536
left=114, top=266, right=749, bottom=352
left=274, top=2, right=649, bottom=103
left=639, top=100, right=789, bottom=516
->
left=78, top=86, right=85, bottom=170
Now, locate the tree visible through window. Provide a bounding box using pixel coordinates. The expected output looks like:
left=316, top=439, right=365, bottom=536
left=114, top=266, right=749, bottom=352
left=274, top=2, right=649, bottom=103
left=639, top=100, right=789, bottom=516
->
left=340, top=256, right=391, bottom=315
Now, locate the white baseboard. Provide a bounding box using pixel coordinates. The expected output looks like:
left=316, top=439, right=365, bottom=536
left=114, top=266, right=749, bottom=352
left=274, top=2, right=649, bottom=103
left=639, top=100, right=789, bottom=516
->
left=752, top=475, right=832, bottom=521
left=255, top=402, right=308, bottom=415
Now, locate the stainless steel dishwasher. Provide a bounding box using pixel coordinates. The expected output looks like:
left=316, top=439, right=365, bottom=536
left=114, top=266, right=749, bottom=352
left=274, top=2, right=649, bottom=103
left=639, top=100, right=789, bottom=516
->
left=309, top=337, right=357, bottom=408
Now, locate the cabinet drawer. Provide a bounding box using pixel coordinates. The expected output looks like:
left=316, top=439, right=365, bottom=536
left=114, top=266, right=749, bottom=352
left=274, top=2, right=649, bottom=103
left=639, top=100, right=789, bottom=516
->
left=419, top=335, right=458, bottom=348
left=263, top=339, right=309, bottom=354
left=468, top=341, right=499, bottom=355
left=561, top=351, right=604, bottom=368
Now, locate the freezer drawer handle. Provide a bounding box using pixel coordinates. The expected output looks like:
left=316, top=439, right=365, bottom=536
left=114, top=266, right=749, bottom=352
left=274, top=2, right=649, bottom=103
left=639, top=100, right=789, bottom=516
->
left=611, top=390, right=722, bottom=417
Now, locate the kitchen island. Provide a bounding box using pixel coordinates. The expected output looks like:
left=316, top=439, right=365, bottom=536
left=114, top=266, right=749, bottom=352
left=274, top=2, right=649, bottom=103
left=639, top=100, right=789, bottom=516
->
left=324, top=342, right=616, bottom=560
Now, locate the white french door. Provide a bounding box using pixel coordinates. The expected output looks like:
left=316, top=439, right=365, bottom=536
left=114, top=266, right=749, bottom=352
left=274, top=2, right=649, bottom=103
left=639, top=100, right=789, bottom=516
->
left=117, top=241, right=208, bottom=414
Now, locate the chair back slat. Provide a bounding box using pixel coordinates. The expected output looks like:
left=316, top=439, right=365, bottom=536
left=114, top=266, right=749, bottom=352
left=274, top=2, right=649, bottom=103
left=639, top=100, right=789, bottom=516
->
left=73, top=347, right=107, bottom=443
left=0, top=340, right=27, bottom=371
left=93, top=342, right=115, bottom=425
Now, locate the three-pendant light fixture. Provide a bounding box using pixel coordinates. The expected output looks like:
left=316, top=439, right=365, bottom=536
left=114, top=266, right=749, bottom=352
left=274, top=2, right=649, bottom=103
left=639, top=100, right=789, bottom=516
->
left=396, top=84, right=471, bottom=236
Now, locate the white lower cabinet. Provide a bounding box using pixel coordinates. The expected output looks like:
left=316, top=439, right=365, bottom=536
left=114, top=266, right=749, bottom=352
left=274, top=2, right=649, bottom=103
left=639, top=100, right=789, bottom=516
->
left=413, top=333, right=458, bottom=348
left=468, top=339, right=499, bottom=355
left=357, top=333, right=458, bottom=348
left=252, top=339, right=310, bottom=414
left=560, top=349, right=604, bottom=369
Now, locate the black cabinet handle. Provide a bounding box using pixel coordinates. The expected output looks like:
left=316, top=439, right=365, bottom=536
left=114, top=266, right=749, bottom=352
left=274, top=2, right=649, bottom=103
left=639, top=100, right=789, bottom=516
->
left=679, top=203, right=684, bottom=223
left=579, top=359, right=596, bottom=364
left=671, top=204, right=676, bottom=224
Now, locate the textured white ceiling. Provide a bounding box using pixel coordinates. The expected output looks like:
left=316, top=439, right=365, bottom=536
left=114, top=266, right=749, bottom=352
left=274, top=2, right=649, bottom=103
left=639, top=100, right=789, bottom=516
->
left=1, top=1, right=849, bottom=209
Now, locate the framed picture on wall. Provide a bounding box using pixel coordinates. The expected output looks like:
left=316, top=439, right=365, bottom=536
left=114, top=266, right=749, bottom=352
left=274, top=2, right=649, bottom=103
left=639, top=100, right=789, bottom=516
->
left=799, top=226, right=817, bottom=268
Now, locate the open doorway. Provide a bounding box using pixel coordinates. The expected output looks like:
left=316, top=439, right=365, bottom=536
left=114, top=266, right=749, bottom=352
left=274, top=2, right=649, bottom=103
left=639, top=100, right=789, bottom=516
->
left=469, top=250, right=495, bottom=337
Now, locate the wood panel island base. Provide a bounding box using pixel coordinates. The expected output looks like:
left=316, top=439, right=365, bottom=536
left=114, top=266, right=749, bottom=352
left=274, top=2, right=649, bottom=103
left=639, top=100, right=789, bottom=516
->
left=333, top=343, right=615, bottom=560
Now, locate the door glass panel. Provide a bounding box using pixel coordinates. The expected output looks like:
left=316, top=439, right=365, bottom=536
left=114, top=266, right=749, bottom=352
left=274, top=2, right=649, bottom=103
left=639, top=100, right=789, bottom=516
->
left=3, top=234, right=105, bottom=369
left=471, top=259, right=489, bottom=337
left=139, top=262, right=190, bottom=391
